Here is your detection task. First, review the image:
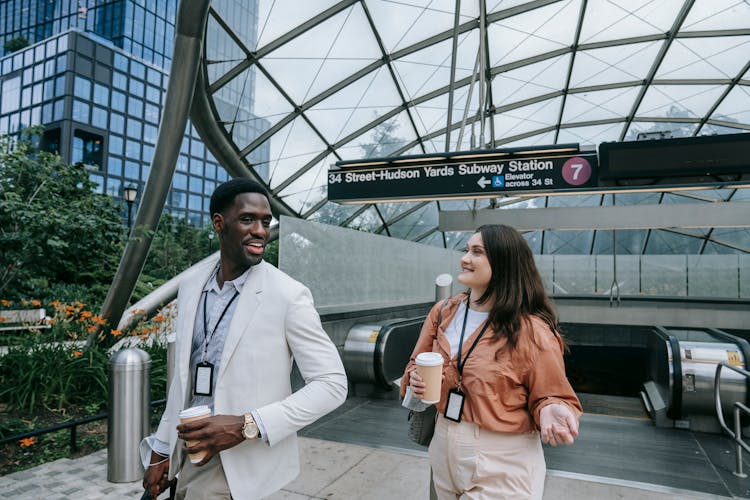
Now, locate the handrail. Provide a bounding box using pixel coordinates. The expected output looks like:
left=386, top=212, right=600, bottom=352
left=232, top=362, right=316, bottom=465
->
left=714, top=362, right=750, bottom=478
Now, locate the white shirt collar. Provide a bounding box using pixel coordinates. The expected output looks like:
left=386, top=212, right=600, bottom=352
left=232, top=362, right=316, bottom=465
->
left=203, top=265, right=253, bottom=295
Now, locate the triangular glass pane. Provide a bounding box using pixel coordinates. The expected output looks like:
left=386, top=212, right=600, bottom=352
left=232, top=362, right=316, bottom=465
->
left=308, top=201, right=366, bottom=226
left=389, top=204, right=438, bottom=240
left=711, top=228, right=750, bottom=250
left=205, top=15, right=248, bottom=86
left=337, top=111, right=419, bottom=161
left=277, top=153, right=336, bottom=214
left=346, top=205, right=383, bottom=232
left=379, top=201, right=423, bottom=223
left=711, top=86, right=750, bottom=126
left=562, top=86, right=639, bottom=123
left=523, top=231, right=542, bottom=253
left=368, top=0, right=472, bottom=53
left=487, top=0, right=538, bottom=14
left=557, top=122, right=624, bottom=145
left=682, top=1, right=750, bottom=32
left=699, top=123, right=748, bottom=136
left=491, top=54, right=570, bottom=107
left=543, top=230, right=593, bottom=254
left=417, top=231, right=446, bottom=248
left=393, top=31, right=478, bottom=100
left=635, top=84, right=725, bottom=119
left=411, top=92, right=450, bottom=138
left=579, top=0, right=681, bottom=44
left=306, top=66, right=402, bottom=144
left=249, top=117, right=328, bottom=190
left=656, top=37, right=750, bottom=79
left=547, top=194, right=601, bottom=208
left=488, top=0, right=580, bottom=66
left=262, top=4, right=381, bottom=104
left=445, top=231, right=471, bottom=250
left=214, top=65, right=293, bottom=152
left=492, top=96, right=562, bottom=140
left=570, top=42, right=660, bottom=87
left=613, top=192, right=661, bottom=205
left=702, top=241, right=742, bottom=255
left=593, top=229, right=647, bottom=255
left=644, top=230, right=703, bottom=254
left=252, top=0, right=340, bottom=51
left=625, top=121, right=699, bottom=140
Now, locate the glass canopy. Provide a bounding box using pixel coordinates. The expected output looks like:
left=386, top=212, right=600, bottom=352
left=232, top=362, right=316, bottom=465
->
left=202, top=0, right=750, bottom=254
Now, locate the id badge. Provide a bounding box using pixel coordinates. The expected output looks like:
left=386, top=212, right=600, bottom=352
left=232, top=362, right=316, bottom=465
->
left=194, top=362, right=214, bottom=396
left=444, top=388, right=465, bottom=422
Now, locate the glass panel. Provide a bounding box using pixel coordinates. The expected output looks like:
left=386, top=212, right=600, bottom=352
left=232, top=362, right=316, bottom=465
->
left=687, top=255, right=740, bottom=298
left=657, top=37, right=750, bottom=80
left=551, top=255, right=596, bottom=294
left=645, top=230, right=702, bottom=254
left=306, top=66, right=402, bottom=144
left=683, top=1, right=750, bottom=31
left=278, top=216, right=462, bottom=309
left=570, top=42, right=659, bottom=88
left=251, top=0, right=340, bottom=51
left=261, top=4, right=381, bottom=104
left=557, top=122, right=624, bottom=145
left=492, top=54, right=570, bottom=107
left=742, top=255, right=750, bottom=298
left=488, top=1, right=579, bottom=66
left=492, top=96, right=562, bottom=141
left=641, top=255, right=687, bottom=296
left=596, top=255, right=640, bottom=295
left=579, top=1, right=681, bottom=44
left=635, top=85, right=725, bottom=119
left=388, top=203, right=438, bottom=240
left=624, top=121, right=698, bottom=140
left=711, top=86, right=750, bottom=127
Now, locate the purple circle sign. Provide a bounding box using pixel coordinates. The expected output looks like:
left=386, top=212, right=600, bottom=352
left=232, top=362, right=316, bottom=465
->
left=561, top=157, right=592, bottom=186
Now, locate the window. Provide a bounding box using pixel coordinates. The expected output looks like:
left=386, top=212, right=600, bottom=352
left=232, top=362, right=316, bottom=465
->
left=72, top=100, right=90, bottom=123
left=109, top=135, right=123, bottom=155
left=74, top=76, right=91, bottom=99
left=127, top=96, right=143, bottom=118
left=89, top=173, right=104, bottom=194
left=108, top=156, right=123, bottom=176
left=189, top=194, right=202, bottom=211
left=114, top=53, right=128, bottom=71
left=92, top=106, right=108, bottom=129
left=107, top=177, right=122, bottom=197
left=42, top=128, right=61, bottom=154
left=173, top=173, right=187, bottom=189
left=124, top=160, right=140, bottom=179
left=1, top=76, right=21, bottom=114
left=143, top=123, right=157, bottom=143
left=112, top=71, right=127, bottom=90
left=72, top=129, right=103, bottom=169
left=144, top=103, right=159, bottom=123
left=129, top=78, right=144, bottom=97
left=130, top=61, right=145, bottom=80
left=189, top=176, right=202, bottom=193
left=93, top=83, right=109, bottom=105
left=111, top=90, right=126, bottom=112
left=126, top=118, right=142, bottom=139
left=146, top=84, right=161, bottom=103
left=125, top=139, right=141, bottom=159
left=110, top=112, right=124, bottom=134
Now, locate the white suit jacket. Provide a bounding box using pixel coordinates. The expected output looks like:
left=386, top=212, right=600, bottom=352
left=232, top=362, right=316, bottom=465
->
left=154, top=259, right=347, bottom=499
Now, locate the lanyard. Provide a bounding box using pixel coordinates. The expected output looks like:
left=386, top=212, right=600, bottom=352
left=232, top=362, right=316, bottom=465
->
left=456, top=299, right=490, bottom=386
left=201, top=289, right=239, bottom=361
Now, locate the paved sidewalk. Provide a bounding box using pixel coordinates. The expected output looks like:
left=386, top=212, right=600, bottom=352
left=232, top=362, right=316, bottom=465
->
left=0, top=436, right=728, bottom=499
left=0, top=437, right=431, bottom=499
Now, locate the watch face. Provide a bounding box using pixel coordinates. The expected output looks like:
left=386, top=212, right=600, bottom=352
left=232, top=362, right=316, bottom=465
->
left=244, top=425, right=258, bottom=439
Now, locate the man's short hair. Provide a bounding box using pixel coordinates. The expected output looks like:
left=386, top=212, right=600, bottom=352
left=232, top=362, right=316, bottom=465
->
left=210, top=178, right=270, bottom=216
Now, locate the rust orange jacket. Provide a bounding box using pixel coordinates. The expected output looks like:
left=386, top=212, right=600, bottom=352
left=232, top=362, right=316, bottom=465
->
left=400, top=295, right=582, bottom=434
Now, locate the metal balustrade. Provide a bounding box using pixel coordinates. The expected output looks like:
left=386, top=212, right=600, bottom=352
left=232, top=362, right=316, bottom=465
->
left=714, top=361, right=750, bottom=478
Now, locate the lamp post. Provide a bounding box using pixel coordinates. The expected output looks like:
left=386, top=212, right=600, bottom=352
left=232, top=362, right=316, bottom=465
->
left=208, top=231, right=215, bottom=254
left=123, top=184, right=137, bottom=230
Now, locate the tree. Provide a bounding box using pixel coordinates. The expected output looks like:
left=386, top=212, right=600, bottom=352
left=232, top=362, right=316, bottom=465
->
left=3, top=36, right=30, bottom=54
left=0, top=129, right=123, bottom=305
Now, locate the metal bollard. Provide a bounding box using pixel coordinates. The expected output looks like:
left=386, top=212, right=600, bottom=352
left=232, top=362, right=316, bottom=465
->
left=435, top=273, right=453, bottom=302
left=108, top=348, right=151, bottom=482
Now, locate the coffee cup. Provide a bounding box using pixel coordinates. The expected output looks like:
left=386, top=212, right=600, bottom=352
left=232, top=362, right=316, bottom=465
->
left=178, top=405, right=211, bottom=464
left=415, top=352, right=444, bottom=404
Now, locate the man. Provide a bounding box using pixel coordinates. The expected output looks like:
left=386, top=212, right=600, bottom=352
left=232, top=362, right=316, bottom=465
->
left=142, top=178, right=347, bottom=499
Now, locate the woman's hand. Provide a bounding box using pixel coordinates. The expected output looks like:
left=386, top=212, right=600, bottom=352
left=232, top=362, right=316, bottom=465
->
left=540, top=403, right=578, bottom=446
left=409, top=369, right=427, bottom=399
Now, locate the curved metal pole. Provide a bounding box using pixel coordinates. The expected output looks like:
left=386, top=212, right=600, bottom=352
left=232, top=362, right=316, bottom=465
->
left=95, top=0, right=212, bottom=340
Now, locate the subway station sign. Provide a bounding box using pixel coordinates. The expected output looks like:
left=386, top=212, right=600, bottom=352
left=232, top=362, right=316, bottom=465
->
left=328, top=151, right=598, bottom=203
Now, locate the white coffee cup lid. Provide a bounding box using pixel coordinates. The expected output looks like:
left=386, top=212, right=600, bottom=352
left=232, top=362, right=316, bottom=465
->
left=179, top=405, right=211, bottom=419
left=415, top=352, right=444, bottom=366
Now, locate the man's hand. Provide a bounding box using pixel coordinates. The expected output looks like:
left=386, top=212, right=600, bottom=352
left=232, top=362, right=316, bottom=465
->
left=540, top=403, right=579, bottom=447
left=142, top=451, right=170, bottom=499
left=177, top=414, right=245, bottom=466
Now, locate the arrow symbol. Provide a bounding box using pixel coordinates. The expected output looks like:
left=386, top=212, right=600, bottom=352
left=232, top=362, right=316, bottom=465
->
left=477, top=176, right=491, bottom=189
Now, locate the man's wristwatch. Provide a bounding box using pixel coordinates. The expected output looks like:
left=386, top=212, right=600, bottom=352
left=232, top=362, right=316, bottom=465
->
left=242, top=413, right=259, bottom=440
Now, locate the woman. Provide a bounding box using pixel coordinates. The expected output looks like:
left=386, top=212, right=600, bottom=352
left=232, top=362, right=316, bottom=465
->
left=401, top=224, right=582, bottom=500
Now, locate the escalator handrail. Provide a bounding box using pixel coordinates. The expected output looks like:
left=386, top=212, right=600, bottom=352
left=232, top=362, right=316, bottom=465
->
left=653, top=326, right=683, bottom=420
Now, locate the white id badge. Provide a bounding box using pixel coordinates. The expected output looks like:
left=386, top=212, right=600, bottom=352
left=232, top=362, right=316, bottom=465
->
left=444, top=388, right=465, bottom=422
left=194, top=362, right=214, bottom=396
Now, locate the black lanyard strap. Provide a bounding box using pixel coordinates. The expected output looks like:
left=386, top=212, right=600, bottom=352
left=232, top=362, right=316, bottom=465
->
left=456, top=299, right=490, bottom=377
left=202, top=289, right=239, bottom=359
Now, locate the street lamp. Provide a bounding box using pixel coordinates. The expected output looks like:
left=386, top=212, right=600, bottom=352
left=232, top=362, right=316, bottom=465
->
left=123, top=183, right=137, bottom=230
left=208, top=231, right=215, bottom=253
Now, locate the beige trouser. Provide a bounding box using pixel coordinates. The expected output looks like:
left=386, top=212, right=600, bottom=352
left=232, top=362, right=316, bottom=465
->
left=429, top=414, right=546, bottom=500
left=174, top=453, right=232, bottom=500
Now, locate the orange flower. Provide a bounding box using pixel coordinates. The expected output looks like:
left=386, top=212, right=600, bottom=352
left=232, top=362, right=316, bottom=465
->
left=87, top=325, right=98, bottom=333
left=80, top=311, right=93, bottom=319
left=44, top=318, right=56, bottom=325
left=153, top=315, right=165, bottom=322
left=72, top=350, right=83, bottom=358
left=0, top=299, right=11, bottom=307
left=111, top=329, right=122, bottom=337
left=92, top=315, right=107, bottom=325
left=75, top=301, right=86, bottom=308
left=50, top=300, right=62, bottom=307
left=30, top=299, right=41, bottom=307
left=19, top=437, right=36, bottom=448
left=0, top=317, right=5, bottom=323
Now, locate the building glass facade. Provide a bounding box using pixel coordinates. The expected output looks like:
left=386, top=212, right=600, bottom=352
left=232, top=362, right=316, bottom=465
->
left=0, top=0, right=267, bottom=227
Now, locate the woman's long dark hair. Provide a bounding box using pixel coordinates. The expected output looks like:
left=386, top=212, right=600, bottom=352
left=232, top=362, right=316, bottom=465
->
left=473, top=224, right=559, bottom=349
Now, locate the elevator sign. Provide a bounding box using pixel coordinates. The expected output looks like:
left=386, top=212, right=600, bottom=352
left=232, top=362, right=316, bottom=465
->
left=328, top=152, right=598, bottom=203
